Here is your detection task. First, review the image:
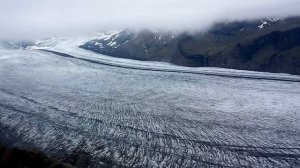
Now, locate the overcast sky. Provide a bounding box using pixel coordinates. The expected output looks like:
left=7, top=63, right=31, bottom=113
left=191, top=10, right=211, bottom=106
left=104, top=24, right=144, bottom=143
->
left=1, top=0, right=300, bottom=39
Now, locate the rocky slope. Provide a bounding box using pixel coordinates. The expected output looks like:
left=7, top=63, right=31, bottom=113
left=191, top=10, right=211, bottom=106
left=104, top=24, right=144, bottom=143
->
left=81, top=17, right=300, bottom=74
left=0, top=145, right=74, bottom=168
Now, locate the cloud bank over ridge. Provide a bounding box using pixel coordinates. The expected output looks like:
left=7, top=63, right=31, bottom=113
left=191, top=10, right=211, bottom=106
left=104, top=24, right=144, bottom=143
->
left=1, top=0, right=300, bottom=39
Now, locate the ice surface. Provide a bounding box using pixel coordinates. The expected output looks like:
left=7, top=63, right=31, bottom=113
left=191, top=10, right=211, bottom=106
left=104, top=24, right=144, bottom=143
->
left=1, top=38, right=300, bottom=167
left=29, top=36, right=300, bottom=82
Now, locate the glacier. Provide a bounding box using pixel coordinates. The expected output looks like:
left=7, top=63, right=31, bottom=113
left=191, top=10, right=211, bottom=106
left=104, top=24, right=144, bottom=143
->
left=0, top=37, right=300, bottom=167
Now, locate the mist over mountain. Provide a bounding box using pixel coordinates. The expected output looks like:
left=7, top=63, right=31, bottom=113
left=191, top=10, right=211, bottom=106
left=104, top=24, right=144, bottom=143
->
left=1, top=0, right=300, bottom=39
left=1, top=0, right=300, bottom=74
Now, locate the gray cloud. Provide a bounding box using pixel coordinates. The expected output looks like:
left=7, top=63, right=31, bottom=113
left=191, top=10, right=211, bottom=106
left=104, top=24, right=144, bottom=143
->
left=1, top=0, right=300, bottom=39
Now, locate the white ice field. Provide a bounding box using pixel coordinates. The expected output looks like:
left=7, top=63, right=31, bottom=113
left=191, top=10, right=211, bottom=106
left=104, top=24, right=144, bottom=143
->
left=0, top=37, right=300, bottom=167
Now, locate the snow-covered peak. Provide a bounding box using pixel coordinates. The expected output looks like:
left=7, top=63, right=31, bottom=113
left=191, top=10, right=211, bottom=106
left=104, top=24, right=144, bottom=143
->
left=258, top=18, right=280, bottom=29
left=95, top=30, right=122, bottom=41
left=90, top=30, right=132, bottom=49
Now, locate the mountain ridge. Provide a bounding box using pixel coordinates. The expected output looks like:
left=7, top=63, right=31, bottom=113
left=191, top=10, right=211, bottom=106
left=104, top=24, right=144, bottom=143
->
left=81, top=17, right=300, bottom=74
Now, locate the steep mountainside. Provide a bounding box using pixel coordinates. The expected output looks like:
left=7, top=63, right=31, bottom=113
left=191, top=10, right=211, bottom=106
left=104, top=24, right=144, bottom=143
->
left=81, top=17, right=300, bottom=74
left=0, top=145, right=74, bottom=168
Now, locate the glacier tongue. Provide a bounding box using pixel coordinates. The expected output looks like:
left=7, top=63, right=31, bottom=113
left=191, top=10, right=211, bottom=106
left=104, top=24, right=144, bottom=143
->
left=0, top=37, right=300, bottom=167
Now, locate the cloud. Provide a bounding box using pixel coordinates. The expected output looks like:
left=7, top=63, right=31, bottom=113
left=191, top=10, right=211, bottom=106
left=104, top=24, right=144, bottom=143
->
left=0, top=0, right=300, bottom=39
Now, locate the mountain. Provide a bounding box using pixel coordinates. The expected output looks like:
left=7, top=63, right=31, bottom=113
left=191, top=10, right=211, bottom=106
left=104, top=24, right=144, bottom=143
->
left=0, top=41, right=34, bottom=50
left=81, top=17, right=300, bottom=75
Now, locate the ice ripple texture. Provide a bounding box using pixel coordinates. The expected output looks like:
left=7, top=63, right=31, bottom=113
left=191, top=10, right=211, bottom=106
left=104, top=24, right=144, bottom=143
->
left=0, top=49, right=300, bottom=167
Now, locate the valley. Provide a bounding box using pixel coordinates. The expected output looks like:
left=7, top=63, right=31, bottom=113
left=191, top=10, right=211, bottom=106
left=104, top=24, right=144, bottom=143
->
left=0, top=40, right=300, bottom=167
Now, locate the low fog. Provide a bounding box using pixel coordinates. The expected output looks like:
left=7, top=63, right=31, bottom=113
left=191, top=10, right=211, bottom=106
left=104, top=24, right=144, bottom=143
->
left=1, top=0, right=300, bottom=39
